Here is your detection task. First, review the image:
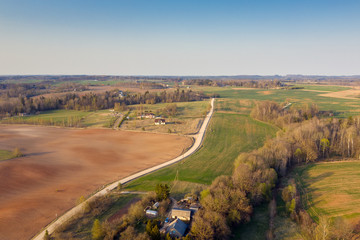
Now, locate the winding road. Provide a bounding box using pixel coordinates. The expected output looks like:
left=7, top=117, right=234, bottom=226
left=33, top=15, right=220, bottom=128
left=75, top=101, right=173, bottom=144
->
left=32, top=98, right=214, bottom=240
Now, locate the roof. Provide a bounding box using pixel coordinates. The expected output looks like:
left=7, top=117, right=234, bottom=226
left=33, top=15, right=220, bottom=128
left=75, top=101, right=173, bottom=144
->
left=171, top=208, right=191, bottom=219
left=155, top=118, right=165, bottom=121
left=168, top=218, right=187, bottom=236
left=146, top=210, right=158, bottom=216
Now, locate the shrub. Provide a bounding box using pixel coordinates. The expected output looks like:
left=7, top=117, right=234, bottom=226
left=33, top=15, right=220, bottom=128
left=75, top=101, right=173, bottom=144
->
left=91, top=219, right=104, bottom=240
left=13, top=147, right=23, bottom=158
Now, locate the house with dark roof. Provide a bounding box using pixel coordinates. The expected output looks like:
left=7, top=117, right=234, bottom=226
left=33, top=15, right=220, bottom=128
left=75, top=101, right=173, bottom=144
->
left=167, top=218, right=188, bottom=238
left=155, top=118, right=166, bottom=125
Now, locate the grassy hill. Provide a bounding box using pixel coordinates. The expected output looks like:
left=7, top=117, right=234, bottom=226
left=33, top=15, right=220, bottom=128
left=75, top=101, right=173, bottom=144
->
left=294, top=161, right=360, bottom=223
left=125, top=109, right=278, bottom=195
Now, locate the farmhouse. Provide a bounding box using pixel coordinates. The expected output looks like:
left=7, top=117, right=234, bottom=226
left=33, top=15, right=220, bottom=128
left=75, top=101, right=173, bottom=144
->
left=155, top=118, right=166, bottom=125
left=145, top=112, right=155, bottom=119
left=166, top=218, right=188, bottom=238
left=171, top=208, right=191, bottom=221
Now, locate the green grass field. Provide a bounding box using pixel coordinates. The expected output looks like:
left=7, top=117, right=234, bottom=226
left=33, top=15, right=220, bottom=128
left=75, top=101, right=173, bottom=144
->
left=232, top=203, right=270, bottom=240
left=0, top=150, right=13, bottom=161
left=125, top=111, right=278, bottom=193
left=1, top=109, right=119, bottom=128
left=1, top=110, right=90, bottom=126
left=294, top=161, right=360, bottom=223
left=292, top=84, right=351, bottom=92
left=194, top=85, right=360, bottom=118
left=81, top=109, right=119, bottom=128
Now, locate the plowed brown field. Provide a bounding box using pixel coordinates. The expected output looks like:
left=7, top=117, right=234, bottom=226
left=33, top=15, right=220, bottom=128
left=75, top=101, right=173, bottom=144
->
left=0, top=125, right=191, bottom=240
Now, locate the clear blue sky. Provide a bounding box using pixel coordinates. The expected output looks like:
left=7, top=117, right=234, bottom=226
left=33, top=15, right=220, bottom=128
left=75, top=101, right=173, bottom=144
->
left=0, top=0, right=359, bottom=75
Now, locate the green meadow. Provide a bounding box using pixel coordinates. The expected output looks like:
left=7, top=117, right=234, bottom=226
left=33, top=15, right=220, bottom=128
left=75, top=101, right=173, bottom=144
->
left=0, top=150, right=13, bottom=161
left=195, top=85, right=360, bottom=118
left=1, top=109, right=118, bottom=128
left=294, top=161, right=360, bottom=223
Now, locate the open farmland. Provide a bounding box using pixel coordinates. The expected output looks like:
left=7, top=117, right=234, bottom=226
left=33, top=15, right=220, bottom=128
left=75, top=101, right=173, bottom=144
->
left=294, top=161, right=360, bottom=223
left=125, top=100, right=278, bottom=194
left=0, top=125, right=191, bottom=240
left=1, top=109, right=120, bottom=128
left=195, top=85, right=360, bottom=117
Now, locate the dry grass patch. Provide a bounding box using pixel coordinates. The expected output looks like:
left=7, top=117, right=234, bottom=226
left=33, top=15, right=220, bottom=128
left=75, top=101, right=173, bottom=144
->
left=258, top=91, right=273, bottom=95
left=319, top=89, right=360, bottom=100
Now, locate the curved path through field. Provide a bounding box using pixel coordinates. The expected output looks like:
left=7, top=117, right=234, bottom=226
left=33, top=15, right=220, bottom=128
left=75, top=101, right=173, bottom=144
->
left=32, top=98, right=214, bottom=240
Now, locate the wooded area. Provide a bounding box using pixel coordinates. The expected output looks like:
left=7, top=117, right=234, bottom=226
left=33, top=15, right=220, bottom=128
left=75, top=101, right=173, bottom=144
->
left=0, top=89, right=206, bottom=117
left=189, top=101, right=360, bottom=239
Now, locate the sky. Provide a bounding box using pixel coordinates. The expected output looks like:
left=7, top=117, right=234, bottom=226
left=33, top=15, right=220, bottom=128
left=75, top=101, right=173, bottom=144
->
left=0, top=0, right=359, bottom=76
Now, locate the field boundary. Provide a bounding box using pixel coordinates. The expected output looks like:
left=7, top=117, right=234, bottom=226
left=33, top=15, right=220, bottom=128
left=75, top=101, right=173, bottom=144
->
left=31, top=98, right=214, bottom=240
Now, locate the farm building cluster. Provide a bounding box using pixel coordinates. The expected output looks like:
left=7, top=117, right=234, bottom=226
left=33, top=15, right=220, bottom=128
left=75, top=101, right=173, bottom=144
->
left=145, top=197, right=201, bottom=238
left=135, top=111, right=166, bottom=125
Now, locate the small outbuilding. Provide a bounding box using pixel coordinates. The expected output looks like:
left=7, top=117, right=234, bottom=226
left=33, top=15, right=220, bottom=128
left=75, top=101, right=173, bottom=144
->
left=155, top=118, right=166, bottom=125
left=152, top=202, right=160, bottom=209
left=189, top=204, right=201, bottom=214
left=146, top=210, right=158, bottom=218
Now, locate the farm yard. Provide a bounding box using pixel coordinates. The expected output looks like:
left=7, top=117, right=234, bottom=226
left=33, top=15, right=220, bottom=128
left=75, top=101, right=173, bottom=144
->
left=121, top=100, right=210, bottom=135
left=0, top=125, right=192, bottom=240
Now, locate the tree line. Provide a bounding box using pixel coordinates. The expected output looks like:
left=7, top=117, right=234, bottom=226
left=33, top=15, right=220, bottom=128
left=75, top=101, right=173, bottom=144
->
left=251, top=100, right=319, bottom=127
left=183, top=79, right=283, bottom=89
left=0, top=89, right=206, bottom=117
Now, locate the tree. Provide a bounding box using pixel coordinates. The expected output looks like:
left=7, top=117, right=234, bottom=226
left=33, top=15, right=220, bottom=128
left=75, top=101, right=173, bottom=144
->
left=294, top=148, right=304, bottom=164
left=117, top=182, right=122, bottom=191
left=155, top=184, right=170, bottom=201
left=13, top=147, right=23, bottom=158
left=320, top=138, right=330, bottom=158
left=191, top=210, right=230, bottom=240
left=77, top=195, right=90, bottom=212
left=43, top=230, right=50, bottom=240
left=164, top=104, right=177, bottom=117
left=120, top=226, right=150, bottom=240
left=91, top=219, right=104, bottom=240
